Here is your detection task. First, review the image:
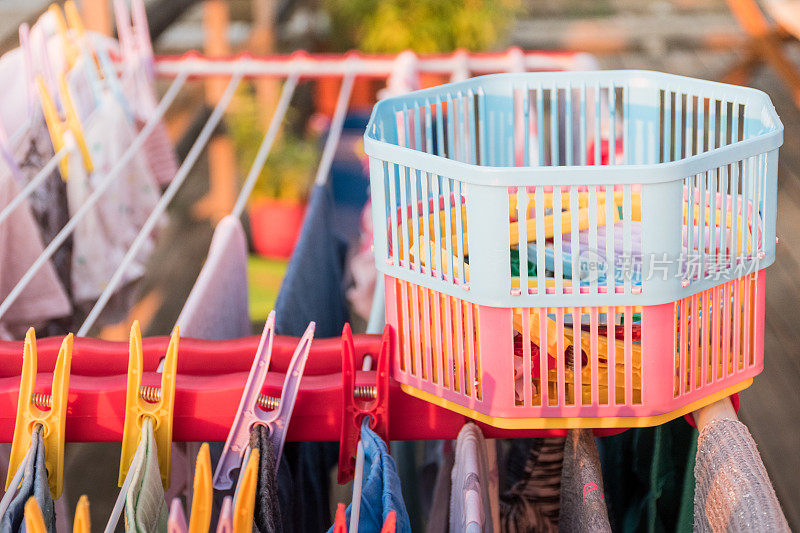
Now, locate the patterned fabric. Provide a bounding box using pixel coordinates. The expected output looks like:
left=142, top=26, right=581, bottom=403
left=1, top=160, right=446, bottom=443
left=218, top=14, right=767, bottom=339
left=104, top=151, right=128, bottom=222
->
left=0, top=163, right=71, bottom=339
left=124, top=418, right=168, bottom=533
left=694, top=418, right=789, bottom=532
left=559, top=429, right=611, bottom=532
left=67, top=91, right=160, bottom=304
left=499, top=438, right=565, bottom=533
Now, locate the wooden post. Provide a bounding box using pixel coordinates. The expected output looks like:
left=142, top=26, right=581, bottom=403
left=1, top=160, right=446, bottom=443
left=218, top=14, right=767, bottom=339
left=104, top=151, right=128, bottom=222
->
left=194, top=0, right=237, bottom=222
left=251, top=0, right=279, bottom=129
left=80, top=0, right=112, bottom=36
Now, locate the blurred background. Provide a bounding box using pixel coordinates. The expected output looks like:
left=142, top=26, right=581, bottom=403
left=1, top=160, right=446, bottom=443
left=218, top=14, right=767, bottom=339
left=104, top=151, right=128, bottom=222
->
left=1, top=0, right=797, bottom=529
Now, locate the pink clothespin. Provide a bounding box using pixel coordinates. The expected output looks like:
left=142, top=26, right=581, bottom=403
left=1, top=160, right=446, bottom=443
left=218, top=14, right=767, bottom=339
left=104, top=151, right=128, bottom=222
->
left=131, top=0, right=155, bottom=79
left=113, top=0, right=134, bottom=65
left=167, top=499, right=188, bottom=533
left=215, top=496, right=233, bottom=533
left=212, top=311, right=315, bottom=489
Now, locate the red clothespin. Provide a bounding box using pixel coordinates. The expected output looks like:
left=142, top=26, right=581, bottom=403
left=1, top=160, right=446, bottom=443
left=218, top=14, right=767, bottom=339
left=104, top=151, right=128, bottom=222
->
left=333, top=503, right=347, bottom=533
left=381, top=511, right=397, bottom=533
left=338, top=324, right=391, bottom=484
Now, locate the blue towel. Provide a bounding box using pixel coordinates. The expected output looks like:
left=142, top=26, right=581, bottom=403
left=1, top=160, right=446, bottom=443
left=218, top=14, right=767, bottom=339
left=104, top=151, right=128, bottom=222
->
left=328, top=419, right=412, bottom=533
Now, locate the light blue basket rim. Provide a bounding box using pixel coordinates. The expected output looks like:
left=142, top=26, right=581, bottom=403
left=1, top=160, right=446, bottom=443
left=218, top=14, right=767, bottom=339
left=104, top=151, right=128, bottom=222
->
left=364, top=70, right=783, bottom=187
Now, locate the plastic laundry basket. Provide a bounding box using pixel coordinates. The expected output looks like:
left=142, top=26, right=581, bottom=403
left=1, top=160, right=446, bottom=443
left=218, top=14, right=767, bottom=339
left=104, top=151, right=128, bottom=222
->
left=364, top=71, right=782, bottom=428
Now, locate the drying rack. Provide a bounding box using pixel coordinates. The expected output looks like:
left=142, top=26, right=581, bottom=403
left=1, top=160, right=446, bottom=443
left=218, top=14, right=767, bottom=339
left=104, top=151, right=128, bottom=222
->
left=0, top=49, right=611, bottom=449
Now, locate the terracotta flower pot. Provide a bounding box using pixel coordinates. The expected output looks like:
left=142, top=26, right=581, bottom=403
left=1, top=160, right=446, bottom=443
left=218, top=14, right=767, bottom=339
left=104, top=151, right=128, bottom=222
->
left=249, top=198, right=307, bottom=259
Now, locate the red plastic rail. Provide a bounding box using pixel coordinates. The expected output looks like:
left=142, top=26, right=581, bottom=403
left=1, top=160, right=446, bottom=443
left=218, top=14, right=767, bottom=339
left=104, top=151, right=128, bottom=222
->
left=0, top=330, right=625, bottom=443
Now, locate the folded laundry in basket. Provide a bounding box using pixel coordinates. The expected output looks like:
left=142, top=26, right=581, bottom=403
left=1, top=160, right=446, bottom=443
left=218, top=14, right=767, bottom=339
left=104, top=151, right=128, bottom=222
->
left=527, top=221, right=643, bottom=285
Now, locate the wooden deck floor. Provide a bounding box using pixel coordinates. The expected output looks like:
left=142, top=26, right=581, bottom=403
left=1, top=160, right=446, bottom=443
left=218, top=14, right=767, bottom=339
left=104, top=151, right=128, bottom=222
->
left=598, top=48, right=800, bottom=529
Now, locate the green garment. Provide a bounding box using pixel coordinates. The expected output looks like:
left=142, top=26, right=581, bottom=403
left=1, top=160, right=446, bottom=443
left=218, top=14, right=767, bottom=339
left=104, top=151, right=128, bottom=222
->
left=597, top=418, right=697, bottom=533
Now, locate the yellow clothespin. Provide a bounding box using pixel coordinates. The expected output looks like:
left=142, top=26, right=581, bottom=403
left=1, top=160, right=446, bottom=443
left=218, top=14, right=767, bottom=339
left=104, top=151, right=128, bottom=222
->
left=63, top=1, right=102, bottom=74
left=5, top=330, right=72, bottom=499
left=118, top=321, right=179, bottom=489
left=232, top=449, right=259, bottom=533
left=188, top=443, right=212, bottom=533
left=49, top=4, right=80, bottom=69
left=73, top=495, right=90, bottom=533
left=24, top=497, right=47, bottom=533
left=37, top=74, right=93, bottom=179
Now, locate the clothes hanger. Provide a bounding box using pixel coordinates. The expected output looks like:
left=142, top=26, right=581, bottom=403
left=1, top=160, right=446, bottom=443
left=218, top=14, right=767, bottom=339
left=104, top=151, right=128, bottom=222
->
left=212, top=311, right=315, bottom=489
left=5, top=329, right=73, bottom=500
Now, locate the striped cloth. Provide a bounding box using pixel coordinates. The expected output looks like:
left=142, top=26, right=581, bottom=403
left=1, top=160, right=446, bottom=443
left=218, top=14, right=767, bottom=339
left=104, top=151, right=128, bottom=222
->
left=500, top=438, right=565, bottom=532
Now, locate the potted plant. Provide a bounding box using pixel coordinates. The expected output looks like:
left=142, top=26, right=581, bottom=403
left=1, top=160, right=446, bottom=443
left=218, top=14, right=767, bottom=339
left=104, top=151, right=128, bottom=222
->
left=230, top=87, right=318, bottom=259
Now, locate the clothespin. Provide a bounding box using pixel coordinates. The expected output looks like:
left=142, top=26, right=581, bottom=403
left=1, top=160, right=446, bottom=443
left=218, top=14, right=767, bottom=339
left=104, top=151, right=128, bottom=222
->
left=48, top=4, right=80, bottom=69
left=215, top=496, right=233, bottom=533
left=24, top=498, right=47, bottom=533
left=381, top=511, right=397, bottom=533
left=338, top=324, right=391, bottom=484
left=131, top=0, right=155, bottom=79
left=213, top=311, right=315, bottom=489
left=113, top=0, right=134, bottom=66
left=168, top=499, right=188, bottom=533
left=73, top=495, right=90, bottom=533
left=64, top=0, right=133, bottom=120
left=5, top=330, right=72, bottom=499
left=118, top=321, right=179, bottom=489
left=333, top=503, right=347, bottom=533
left=37, top=74, right=93, bottom=179
left=188, top=443, right=212, bottom=532
left=231, top=449, right=259, bottom=533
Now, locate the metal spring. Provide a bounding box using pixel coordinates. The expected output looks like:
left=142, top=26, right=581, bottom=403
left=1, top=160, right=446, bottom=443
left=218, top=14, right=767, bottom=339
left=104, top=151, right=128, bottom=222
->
left=133, top=384, right=377, bottom=411
left=31, top=393, right=52, bottom=408
left=255, top=385, right=377, bottom=411
left=353, top=385, right=377, bottom=399
left=138, top=385, right=162, bottom=403
left=257, top=394, right=280, bottom=410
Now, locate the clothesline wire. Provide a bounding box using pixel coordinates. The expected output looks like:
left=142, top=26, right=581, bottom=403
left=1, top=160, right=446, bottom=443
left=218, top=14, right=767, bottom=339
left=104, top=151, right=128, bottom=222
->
left=77, top=73, right=243, bottom=336
left=81, top=67, right=353, bottom=333
left=0, top=72, right=188, bottom=323
left=230, top=71, right=300, bottom=219
left=0, top=148, right=68, bottom=229
left=315, top=70, right=356, bottom=186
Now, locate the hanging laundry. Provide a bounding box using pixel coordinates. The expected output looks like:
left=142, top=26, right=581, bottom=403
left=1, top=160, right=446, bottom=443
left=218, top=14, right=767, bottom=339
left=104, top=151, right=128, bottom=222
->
left=66, top=89, right=161, bottom=306
left=124, top=419, right=168, bottom=533
left=500, top=438, right=564, bottom=533
left=176, top=215, right=250, bottom=340
left=274, top=182, right=347, bottom=532
left=450, top=424, right=495, bottom=533
left=9, top=114, right=71, bottom=292
left=249, top=425, right=294, bottom=533
left=275, top=184, right=348, bottom=339
left=597, top=419, right=695, bottom=532
left=0, top=427, right=55, bottom=533
left=328, top=419, right=412, bottom=533
left=0, top=170, right=71, bottom=340
left=559, top=429, right=611, bottom=532
left=694, top=418, right=789, bottom=532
